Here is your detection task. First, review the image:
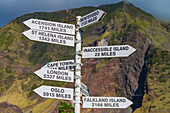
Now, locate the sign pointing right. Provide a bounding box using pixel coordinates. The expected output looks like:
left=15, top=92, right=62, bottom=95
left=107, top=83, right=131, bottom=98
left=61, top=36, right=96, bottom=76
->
left=80, top=82, right=90, bottom=97
left=82, top=45, right=136, bottom=58
left=80, top=9, right=106, bottom=28
left=83, top=97, right=133, bottom=108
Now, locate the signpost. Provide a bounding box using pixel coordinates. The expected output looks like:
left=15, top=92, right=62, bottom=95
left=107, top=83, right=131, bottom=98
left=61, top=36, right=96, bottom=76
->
left=23, top=9, right=135, bottom=113
left=23, top=18, right=75, bottom=35
left=74, top=16, right=82, bottom=113
left=34, top=85, right=73, bottom=100
left=82, top=45, right=136, bottom=58
left=80, top=82, right=90, bottom=97
left=82, top=97, right=133, bottom=108
left=23, top=29, right=75, bottom=47
left=80, top=9, right=106, bottom=28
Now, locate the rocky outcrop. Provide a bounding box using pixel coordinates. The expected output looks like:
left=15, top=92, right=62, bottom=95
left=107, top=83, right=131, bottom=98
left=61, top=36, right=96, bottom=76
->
left=118, top=28, right=150, bottom=112
left=81, top=24, right=150, bottom=113
left=0, top=101, right=23, bottom=113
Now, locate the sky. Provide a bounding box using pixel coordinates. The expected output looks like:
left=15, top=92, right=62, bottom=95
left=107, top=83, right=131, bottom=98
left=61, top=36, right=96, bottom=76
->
left=0, top=0, right=170, bottom=28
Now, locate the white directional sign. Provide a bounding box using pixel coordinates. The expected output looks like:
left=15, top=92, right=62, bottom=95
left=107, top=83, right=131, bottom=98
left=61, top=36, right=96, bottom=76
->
left=80, top=83, right=90, bottom=97
left=42, top=60, right=74, bottom=69
left=34, top=68, right=74, bottom=82
left=80, top=9, right=106, bottom=28
left=34, top=85, right=73, bottom=100
left=23, top=18, right=75, bottom=35
left=83, top=97, right=133, bottom=108
left=23, top=29, right=75, bottom=47
left=34, top=60, right=74, bottom=82
left=82, top=45, right=136, bottom=58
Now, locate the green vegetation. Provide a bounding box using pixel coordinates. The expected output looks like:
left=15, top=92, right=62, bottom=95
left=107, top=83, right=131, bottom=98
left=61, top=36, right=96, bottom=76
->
left=135, top=47, right=170, bottom=113
left=31, top=99, right=58, bottom=113
left=160, top=21, right=170, bottom=32
left=58, top=101, right=74, bottom=113
left=0, top=1, right=169, bottom=113
left=92, top=66, right=97, bottom=74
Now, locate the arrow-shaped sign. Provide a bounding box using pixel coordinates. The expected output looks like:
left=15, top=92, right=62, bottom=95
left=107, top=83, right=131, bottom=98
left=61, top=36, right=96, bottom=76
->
left=23, top=29, right=75, bottom=47
left=80, top=82, right=90, bottom=97
left=34, top=68, right=74, bottom=82
left=23, top=18, right=75, bottom=35
left=34, top=85, right=73, bottom=100
left=42, top=60, right=74, bottom=69
left=80, top=9, right=106, bottom=28
left=34, top=60, right=74, bottom=82
left=82, top=97, right=133, bottom=108
left=82, top=45, right=136, bottom=58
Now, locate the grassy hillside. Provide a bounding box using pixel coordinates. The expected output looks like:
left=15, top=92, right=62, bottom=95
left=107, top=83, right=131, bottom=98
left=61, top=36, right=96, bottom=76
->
left=134, top=47, right=170, bottom=113
left=0, top=1, right=169, bottom=113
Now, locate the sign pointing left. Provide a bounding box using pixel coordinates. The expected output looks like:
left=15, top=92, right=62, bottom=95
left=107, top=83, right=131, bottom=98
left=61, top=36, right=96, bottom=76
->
left=23, top=29, right=75, bottom=47
left=23, top=18, right=75, bottom=35
left=34, top=85, right=73, bottom=100
left=34, top=60, right=74, bottom=82
left=34, top=68, right=74, bottom=82
left=42, top=60, right=74, bottom=69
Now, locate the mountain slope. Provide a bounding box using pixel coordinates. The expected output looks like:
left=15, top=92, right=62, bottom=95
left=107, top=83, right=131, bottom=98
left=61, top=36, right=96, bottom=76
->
left=0, top=1, right=169, bottom=113
left=0, top=101, right=23, bottom=113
